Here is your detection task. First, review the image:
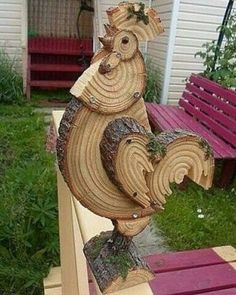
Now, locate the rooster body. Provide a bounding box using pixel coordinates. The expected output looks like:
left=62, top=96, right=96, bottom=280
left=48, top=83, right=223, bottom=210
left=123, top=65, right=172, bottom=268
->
left=57, top=2, right=214, bottom=237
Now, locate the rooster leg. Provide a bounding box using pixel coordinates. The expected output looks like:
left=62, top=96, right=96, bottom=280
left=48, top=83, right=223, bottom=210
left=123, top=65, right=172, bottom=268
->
left=84, top=229, right=154, bottom=294
left=108, top=227, right=132, bottom=253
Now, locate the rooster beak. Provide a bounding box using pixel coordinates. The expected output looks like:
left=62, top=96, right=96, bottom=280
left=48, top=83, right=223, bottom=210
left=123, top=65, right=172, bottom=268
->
left=104, top=24, right=118, bottom=36
left=98, top=36, right=114, bottom=51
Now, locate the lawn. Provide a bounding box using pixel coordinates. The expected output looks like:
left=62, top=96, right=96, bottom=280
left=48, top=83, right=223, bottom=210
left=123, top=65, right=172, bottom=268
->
left=153, top=179, right=236, bottom=251
left=0, top=105, right=235, bottom=294
left=0, top=106, right=59, bottom=295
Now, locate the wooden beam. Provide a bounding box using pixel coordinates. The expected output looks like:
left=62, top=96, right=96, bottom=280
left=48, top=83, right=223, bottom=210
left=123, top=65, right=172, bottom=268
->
left=57, top=170, right=80, bottom=294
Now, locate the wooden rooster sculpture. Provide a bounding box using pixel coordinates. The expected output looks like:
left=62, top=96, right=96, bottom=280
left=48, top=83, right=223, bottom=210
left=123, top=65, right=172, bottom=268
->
left=57, top=2, right=214, bottom=294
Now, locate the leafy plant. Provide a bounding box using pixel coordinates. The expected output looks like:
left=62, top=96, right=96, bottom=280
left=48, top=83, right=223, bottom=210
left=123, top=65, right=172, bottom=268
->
left=144, top=58, right=162, bottom=103
left=195, top=13, right=236, bottom=88
left=0, top=106, right=59, bottom=294
left=0, top=49, right=24, bottom=104
left=127, top=2, right=149, bottom=25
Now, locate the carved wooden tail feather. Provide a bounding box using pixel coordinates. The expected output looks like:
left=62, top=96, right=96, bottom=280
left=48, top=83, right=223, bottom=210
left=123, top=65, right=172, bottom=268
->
left=146, top=130, right=215, bottom=206
left=100, top=118, right=155, bottom=209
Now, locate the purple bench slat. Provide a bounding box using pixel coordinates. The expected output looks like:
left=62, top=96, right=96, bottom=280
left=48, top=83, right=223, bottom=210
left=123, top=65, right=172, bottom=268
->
left=145, top=104, right=174, bottom=130
left=184, top=89, right=236, bottom=133
left=179, top=98, right=236, bottom=148
left=172, top=107, right=236, bottom=158
left=186, top=83, right=236, bottom=118
left=145, top=248, right=226, bottom=274
left=190, top=74, right=236, bottom=106
left=199, top=288, right=236, bottom=295
left=149, top=263, right=236, bottom=295
left=146, top=104, right=236, bottom=158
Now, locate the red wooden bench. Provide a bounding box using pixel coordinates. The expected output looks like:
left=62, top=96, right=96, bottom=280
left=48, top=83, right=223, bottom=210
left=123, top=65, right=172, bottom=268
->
left=146, top=74, right=236, bottom=187
left=45, top=245, right=236, bottom=295
left=27, top=37, right=93, bottom=99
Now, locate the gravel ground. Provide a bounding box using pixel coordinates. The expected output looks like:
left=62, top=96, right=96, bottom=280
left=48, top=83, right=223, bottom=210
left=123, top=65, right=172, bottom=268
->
left=134, top=220, right=170, bottom=256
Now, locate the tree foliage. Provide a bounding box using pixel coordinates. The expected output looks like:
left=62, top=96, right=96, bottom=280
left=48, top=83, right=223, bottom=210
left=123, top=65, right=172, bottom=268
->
left=195, top=14, right=236, bottom=88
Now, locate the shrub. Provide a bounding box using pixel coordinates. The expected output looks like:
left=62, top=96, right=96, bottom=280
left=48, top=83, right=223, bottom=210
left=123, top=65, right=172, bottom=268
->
left=0, top=107, right=59, bottom=294
left=0, top=49, right=24, bottom=104
left=195, top=13, right=236, bottom=89
left=144, top=58, right=162, bottom=103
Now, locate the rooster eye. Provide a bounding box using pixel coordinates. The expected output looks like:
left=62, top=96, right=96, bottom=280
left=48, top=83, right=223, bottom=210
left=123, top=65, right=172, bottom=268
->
left=122, top=36, right=129, bottom=44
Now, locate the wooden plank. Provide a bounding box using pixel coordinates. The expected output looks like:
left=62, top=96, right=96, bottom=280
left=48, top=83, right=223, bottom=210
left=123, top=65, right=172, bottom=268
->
left=182, top=91, right=236, bottom=143
left=190, top=74, right=236, bottom=106
left=44, top=287, right=62, bottom=295
left=145, top=246, right=236, bottom=274
left=214, top=246, right=236, bottom=263
left=146, top=103, right=176, bottom=130
left=31, top=80, right=74, bottom=88
left=149, top=263, right=236, bottom=295
left=44, top=267, right=61, bottom=289
left=169, top=106, right=236, bottom=158
left=72, top=198, right=112, bottom=243
left=30, top=64, right=85, bottom=72
left=200, top=288, right=236, bottom=295
left=186, top=83, right=236, bottom=118
left=146, top=104, right=236, bottom=159
left=57, top=171, right=80, bottom=294
left=71, top=188, right=90, bottom=295
left=184, top=88, right=236, bottom=133
left=179, top=97, right=236, bottom=147
left=158, top=104, right=225, bottom=158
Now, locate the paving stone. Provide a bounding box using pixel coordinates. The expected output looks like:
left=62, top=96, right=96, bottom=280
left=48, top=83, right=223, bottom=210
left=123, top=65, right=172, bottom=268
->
left=134, top=221, right=170, bottom=256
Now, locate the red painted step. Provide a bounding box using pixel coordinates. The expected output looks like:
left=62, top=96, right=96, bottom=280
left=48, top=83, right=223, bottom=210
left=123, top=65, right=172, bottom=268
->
left=30, top=64, right=85, bottom=72
left=30, top=80, right=74, bottom=88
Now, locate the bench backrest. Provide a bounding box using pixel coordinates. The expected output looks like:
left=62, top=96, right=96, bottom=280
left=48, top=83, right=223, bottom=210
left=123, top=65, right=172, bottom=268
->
left=28, top=37, right=93, bottom=55
left=179, top=74, right=236, bottom=148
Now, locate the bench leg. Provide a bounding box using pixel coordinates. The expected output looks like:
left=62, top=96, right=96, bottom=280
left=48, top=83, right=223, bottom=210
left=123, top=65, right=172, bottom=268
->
left=218, top=159, right=236, bottom=188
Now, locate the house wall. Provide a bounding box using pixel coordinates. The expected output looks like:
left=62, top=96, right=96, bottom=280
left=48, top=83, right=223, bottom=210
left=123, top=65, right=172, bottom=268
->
left=147, top=0, right=173, bottom=87
left=0, top=0, right=26, bottom=67
left=168, top=0, right=236, bottom=105
left=28, top=0, right=93, bottom=39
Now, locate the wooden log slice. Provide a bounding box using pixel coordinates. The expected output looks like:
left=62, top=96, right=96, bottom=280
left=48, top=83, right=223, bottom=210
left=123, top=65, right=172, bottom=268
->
left=91, top=47, right=110, bottom=64
left=84, top=231, right=154, bottom=294
left=70, top=50, right=146, bottom=114
left=100, top=117, right=155, bottom=209
left=146, top=129, right=215, bottom=205
left=56, top=97, right=156, bottom=220
left=114, top=217, right=150, bottom=237
left=107, top=3, right=164, bottom=41
left=112, top=30, right=138, bottom=60
left=56, top=97, right=83, bottom=182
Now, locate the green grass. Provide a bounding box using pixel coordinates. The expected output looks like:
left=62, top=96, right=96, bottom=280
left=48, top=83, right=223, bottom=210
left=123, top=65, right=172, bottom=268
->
left=0, top=106, right=59, bottom=294
left=31, top=89, right=71, bottom=104
left=153, top=180, right=236, bottom=251
left=0, top=50, right=24, bottom=105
